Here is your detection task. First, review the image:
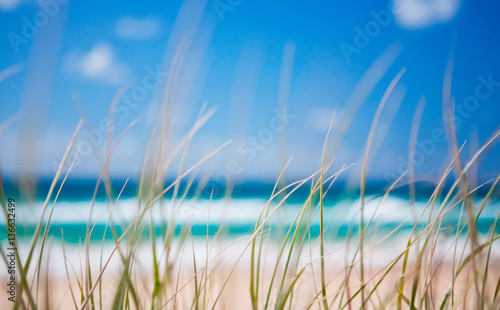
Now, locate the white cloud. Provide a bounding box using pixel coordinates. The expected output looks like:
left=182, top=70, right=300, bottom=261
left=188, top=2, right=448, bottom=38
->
left=116, top=16, right=162, bottom=40
left=394, top=0, right=461, bottom=29
left=64, top=42, right=129, bottom=85
left=0, top=0, right=22, bottom=11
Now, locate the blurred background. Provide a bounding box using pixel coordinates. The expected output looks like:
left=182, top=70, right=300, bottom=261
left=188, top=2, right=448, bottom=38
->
left=1, top=0, right=499, bottom=189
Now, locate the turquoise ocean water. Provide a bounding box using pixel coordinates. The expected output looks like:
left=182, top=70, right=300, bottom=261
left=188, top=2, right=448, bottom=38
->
left=1, top=179, right=499, bottom=243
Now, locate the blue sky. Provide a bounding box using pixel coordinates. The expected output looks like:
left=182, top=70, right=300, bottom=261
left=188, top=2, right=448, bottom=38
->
left=0, top=0, right=499, bottom=186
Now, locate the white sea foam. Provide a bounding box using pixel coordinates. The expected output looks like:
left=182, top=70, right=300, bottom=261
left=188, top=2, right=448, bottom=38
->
left=2, top=195, right=498, bottom=228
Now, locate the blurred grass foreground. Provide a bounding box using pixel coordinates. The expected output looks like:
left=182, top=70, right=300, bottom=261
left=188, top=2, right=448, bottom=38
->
left=1, top=56, right=500, bottom=309
left=1, top=1, right=500, bottom=309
